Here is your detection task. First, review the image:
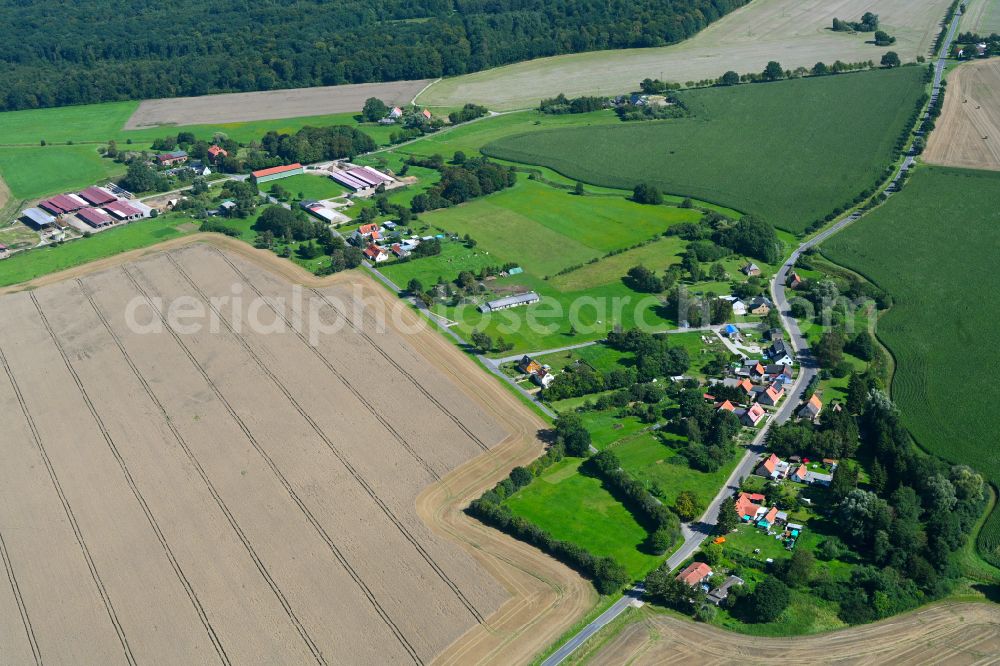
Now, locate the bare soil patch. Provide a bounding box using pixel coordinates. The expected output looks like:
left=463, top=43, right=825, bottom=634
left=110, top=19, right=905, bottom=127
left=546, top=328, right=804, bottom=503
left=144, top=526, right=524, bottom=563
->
left=0, top=237, right=595, bottom=664
left=125, top=80, right=432, bottom=128
left=581, top=603, right=1000, bottom=665
left=925, top=59, right=1000, bottom=171
left=419, top=0, right=952, bottom=110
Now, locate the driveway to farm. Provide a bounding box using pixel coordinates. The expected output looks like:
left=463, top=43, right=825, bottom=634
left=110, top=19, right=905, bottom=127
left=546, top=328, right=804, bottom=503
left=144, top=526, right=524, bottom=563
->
left=543, top=10, right=963, bottom=662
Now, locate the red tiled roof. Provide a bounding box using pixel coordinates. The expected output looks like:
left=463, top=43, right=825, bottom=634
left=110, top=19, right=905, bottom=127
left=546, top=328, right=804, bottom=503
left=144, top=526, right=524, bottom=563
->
left=808, top=394, right=822, bottom=410
left=251, top=163, right=302, bottom=178
left=761, top=453, right=780, bottom=473
left=716, top=400, right=736, bottom=413
left=762, top=506, right=778, bottom=524
left=676, top=562, right=712, bottom=587
left=358, top=223, right=379, bottom=235
left=735, top=493, right=761, bottom=520
left=207, top=145, right=228, bottom=157
left=363, top=244, right=385, bottom=259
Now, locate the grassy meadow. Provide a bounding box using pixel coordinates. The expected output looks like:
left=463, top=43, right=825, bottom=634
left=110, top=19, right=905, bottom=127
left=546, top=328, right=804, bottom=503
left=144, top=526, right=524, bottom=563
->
left=485, top=67, right=928, bottom=233
left=376, top=177, right=765, bottom=354
left=0, top=215, right=198, bottom=287
left=822, top=166, right=1000, bottom=562
left=504, top=457, right=662, bottom=578
left=266, top=173, right=348, bottom=201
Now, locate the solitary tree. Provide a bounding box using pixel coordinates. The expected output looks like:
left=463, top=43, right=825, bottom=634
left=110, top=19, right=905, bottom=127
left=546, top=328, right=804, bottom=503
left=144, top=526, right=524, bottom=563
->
left=574, top=181, right=585, bottom=195
left=362, top=97, right=389, bottom=122
left=762, top=61, right=785, bottom=81
left=715, top=502, right=740, bottom=534
left=720, top=70, right=740, bottom=86
left=880, top=51, right=901, bottom=68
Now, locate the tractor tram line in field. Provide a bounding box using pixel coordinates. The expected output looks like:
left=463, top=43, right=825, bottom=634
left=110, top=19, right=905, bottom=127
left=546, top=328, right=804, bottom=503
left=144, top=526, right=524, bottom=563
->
left=75, top=276, right=324, bottom=664
left=204, top=249, right=443, bottom=483
left=120, top=264, right=335, bottom=665
left=0, top=530, right=42, bottom=665
left=161, top=254, right=487, bottom=630
left=0, top=343, right=137, bottom=665
left=29, top=290, right=232, bottom=665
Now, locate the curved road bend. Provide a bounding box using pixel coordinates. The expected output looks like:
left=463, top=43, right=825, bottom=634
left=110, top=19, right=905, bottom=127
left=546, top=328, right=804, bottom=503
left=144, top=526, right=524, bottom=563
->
left=543, top=9, right=962, bottom=663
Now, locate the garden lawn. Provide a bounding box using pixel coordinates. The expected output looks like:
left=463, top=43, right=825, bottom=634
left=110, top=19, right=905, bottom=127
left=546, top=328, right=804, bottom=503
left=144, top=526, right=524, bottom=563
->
left=0, top=215, right=196, bottom=287
left=612, top=433, right=742, bottom=508
left=378, top=240, right=502, bottom=290
left=822, top=165, right=1000, bottom=560
left=505, top=458, right=661, bottom=579
left=485, top=67, right=928, bottom=233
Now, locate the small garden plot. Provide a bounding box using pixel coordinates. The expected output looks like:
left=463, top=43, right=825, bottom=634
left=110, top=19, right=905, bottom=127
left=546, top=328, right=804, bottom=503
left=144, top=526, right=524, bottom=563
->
left=504, top=457, right=661, bottom=578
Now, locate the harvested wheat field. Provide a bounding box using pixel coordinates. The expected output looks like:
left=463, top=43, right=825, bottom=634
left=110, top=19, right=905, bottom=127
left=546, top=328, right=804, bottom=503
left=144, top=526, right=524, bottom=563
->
left=578, top=603, right=1000, bottom=665
left=0, top=238, right=594, bottom=665
left=124, top=79, right=432, bottom=128
left=418, top=0, right=951, bottom=110
left=925, top=59, right=1000, bottom=171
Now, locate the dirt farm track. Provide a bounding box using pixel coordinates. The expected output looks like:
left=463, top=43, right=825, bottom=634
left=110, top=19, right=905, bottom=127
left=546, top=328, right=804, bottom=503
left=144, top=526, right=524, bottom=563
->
left=581, top=602, right=1000, bottom=665
left=0, top=237, right=594, bottom=665
left=924, top=59, right=1000, bottom=171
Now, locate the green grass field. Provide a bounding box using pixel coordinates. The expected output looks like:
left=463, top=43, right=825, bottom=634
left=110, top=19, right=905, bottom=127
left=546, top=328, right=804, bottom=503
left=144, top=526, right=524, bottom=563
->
left=0, top=216, right=197, bottom=287
left=485, top=67, right=928, bottom=233
left=378, top=178, right=718, bottom=353
left=0, top=145, right=127, bottom=200
left=822, top=166, right=1000, bottom=562
left=265, top=173, right=347, bottom=201
left=505, top=458, right=662, bottom=578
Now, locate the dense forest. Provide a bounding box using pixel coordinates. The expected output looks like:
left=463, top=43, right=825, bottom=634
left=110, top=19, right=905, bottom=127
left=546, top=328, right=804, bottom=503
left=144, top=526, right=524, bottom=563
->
left=0, top=0, right=750, bottom=111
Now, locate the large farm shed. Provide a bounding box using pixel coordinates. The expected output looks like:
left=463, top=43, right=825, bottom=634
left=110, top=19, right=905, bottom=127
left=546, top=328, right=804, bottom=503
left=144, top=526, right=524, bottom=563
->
left=252, top=163, right=304, bottom=184
left=479, top=291, right=540, bottom=313
left=329, top=166, right=394, bottom=193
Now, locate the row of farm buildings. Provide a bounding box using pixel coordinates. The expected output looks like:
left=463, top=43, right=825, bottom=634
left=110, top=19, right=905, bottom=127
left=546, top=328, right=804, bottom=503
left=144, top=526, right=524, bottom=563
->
left=22, top=185, right=152, bottom=235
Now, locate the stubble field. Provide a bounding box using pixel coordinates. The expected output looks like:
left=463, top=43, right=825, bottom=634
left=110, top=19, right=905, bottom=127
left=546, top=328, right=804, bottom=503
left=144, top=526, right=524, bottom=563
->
left=124, top=80, right=433, bottom=128
left=960, top=0, right=1000, bottom=34
left=0, top=240, right=572, bottom=664
left=573, top=603, right=1000, bottom=665
left=924, top=59, right=1000, bottom=171
left=418, top=0, right=951, bottom=110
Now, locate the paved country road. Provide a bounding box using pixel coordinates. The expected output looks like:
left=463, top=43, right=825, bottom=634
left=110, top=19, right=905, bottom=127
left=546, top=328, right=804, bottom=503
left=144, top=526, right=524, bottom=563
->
left=542, top=9, right=962, bottom=663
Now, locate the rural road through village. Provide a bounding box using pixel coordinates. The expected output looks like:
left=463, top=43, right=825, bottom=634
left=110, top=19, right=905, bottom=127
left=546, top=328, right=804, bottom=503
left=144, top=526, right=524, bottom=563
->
left=541, top=7, right=962, bottom=663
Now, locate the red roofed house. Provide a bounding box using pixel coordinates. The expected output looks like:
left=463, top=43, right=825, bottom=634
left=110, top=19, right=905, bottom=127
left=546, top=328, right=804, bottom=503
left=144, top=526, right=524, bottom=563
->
left=741, top=403, right=766, bottom=427
left=759, top=506, right=779, bottom=527
left=363, top=244, right=388, bottom=263
left=788, top=271, right=803, bottom=289
left=799, top=393, right=823, bottom=421
left=736, top=378, right=754, bottom=395
left=676, top=562, right=713, bottom=588
left=791, top=465, right=809, bottom=483
left=390, top=243, right=408, bottom=258
left=156, top=150, right=188, bottom=166
left=421, top=108, right=432, bottom=120
left=358, top=223, right=380, bottom=237
left=716, top=400, right=737, bottom=413
left=735, top=492, right=765, bottom=520
left=756, top=452, right=790, bottom=479
left=757, top=382, right=785, bottom=406
left=207, top=145, right=228, bottom=162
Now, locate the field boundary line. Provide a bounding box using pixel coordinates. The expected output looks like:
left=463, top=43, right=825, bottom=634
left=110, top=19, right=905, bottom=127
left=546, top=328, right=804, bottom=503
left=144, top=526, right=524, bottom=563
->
left=0, top=342, right=136, bottom=665
left=119, top=265, right=336, bottom=665
left=0, top=530, right=42, bottom=665
left=29, top=290, right=232, bottom=665
left=164, top=250, right=487, bottom=628
left=123, top=260, right=419, bottom=664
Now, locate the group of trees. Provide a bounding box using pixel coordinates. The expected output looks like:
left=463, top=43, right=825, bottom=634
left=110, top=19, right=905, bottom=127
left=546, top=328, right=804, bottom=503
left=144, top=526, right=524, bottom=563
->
left=673, top=388, right=741, bottom=472
left=448, top=103, right=489, bottom=124
left=606, top=328, right=691, bottom=381
left=766, top=407, right=860, bottom=461
left=259, top=125, right=376, bottom=166
left=253, top=205, right=330, bottom=243
left=589, top=449, right=682, bottom=554
left=615, top=96, right=688, bottom=121
left=538, top=94, right=607, bottom=114
left=1, top=0, right=753, bottom=112
left=667, top=210, right=779, bottom=265
left=832, top=13, right=879, bottom=32
left=410, top=155, right=516, bottom=212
